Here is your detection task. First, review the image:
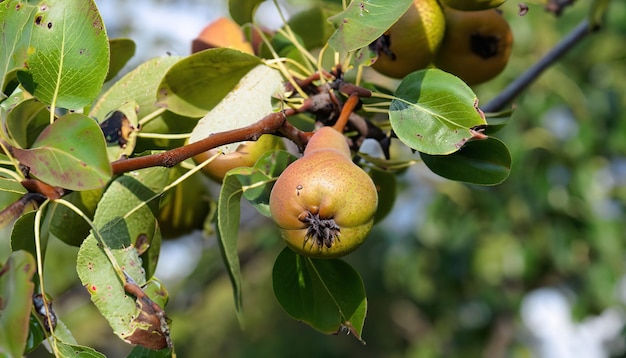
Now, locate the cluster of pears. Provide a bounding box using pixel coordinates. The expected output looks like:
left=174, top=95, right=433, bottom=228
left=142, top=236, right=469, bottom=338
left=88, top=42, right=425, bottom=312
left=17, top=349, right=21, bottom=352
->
left=371, top=0, right=513, bottom=85
left=269, top=126, right=379, bottom=259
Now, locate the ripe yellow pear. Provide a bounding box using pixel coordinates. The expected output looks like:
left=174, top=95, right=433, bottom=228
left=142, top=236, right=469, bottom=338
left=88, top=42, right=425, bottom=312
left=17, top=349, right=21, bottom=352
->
left=269, top=127, right=378, bottom=259
left=371, top=0, right=446, bottom=79
left=434, top=8, right=513, bottom=85
left=192, top=17, right=254, bottom=54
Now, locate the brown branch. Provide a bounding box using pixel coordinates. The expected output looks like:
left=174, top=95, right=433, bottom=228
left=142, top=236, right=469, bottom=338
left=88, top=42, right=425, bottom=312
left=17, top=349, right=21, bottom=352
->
left=111, top=108, right=298, bottom=175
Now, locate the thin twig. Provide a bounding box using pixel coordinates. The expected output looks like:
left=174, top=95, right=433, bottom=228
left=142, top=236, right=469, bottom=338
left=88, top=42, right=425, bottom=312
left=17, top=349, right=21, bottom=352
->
left=482, top=19, right=594, bottom=113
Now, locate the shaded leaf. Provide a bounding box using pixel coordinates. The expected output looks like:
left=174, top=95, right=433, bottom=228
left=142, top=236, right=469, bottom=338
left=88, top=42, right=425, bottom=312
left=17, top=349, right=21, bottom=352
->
left=17, top=0, right=109, bottom=109
left=389, top=69, right=487, bottom=155
left=420, top=137, right=511, bottom=185
left=12, top=113, right=112, bottom=191
left=106, top=38, right=136, bottom=82
left=216, top=169, right=247, bottom=317
left=272, top=248, right=367, bottom=343
left=0, top=250, right=36, bottom=358
left=44, top=188, right=103, bottom=247
left=127, top=345, right=172, bottom=358
left=4, top=98, right=50, bottom=149
left=328, top=0, right=412, bottom=54
left=156, top=48, right=262, bottom=118
left=287, top=4, right=342, bottom=50
left=229, top=0, right=264, bottom=25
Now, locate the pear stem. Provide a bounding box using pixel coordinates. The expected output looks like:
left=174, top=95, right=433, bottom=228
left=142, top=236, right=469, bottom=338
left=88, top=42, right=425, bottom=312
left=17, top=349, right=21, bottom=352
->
left=333, top=93, right=360, bottom=133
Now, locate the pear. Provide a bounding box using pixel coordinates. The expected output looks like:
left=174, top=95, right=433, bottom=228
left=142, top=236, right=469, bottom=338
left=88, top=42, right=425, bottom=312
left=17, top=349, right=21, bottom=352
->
left=269, top=127, right=378, bottom=259
left=371, top=0, right=445, bottom=79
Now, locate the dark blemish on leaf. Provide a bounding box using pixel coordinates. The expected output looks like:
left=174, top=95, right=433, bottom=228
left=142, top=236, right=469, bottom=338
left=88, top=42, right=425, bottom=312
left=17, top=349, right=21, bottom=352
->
left=15, top=3, right=22, bottom=10
left=35, top=15, right=42, bottom=25
left=79, top=48, right=85, bottom=55
left=47, top=22, right=52, bottom=29
left=135, top=234, right=149, bottom=255
left=23, top=263, right=32, bottom=272
left=416, top=134, right=423, bottom=139
left=87, top=262, right=94, bottom=270
left=40, top=5, right=48, bottom=11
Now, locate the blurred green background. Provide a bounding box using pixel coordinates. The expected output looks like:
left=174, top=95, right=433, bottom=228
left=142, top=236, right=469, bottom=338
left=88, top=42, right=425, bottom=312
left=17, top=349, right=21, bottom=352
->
left=30, top=0, right=626, bottom=357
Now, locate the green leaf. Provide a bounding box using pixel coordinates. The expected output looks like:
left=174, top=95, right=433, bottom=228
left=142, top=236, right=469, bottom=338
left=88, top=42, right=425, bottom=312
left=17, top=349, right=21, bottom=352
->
left=420, top=137, right=511, bottom=185
left=0, top=250, right=36, bottom=358
left=0, top=177, right=28, bottom=211
left=4, top=97, right=50, bottom=148
left=16, top=0, right=109, bottom=109
left=328, top=0, right=412, bottom=54
left=106, top=38, right=136, bottom=82
left=188, top=64, right=282, bottom=155
left=389, top=69, right=487, bottom=155
left=368, top=168, right=396, bottom=224
left=287, top=4, right=342, bottom=50
left=10, top=212, right=48, bottom=262
left=0, top=0, right=38, bottom=97
left=229, top=0, right=264, bottom=25
left=216, top=169, right=247, bottom=317
left=89, top=56, right=192, bottom=151
left=44, top=188, right=103, bottom=247
left=253, top=149, right=298, bottom=178
left=155, top=48, right=262, bottom=118
left=127, top=345, right=172, bottom=358
left=55, top=342, right=107, bottom=358
left=77, top=171, right=170, bottom=349
left=272, top=248, right=367, bottom=343
left=12, top=113, right=112, bottom=191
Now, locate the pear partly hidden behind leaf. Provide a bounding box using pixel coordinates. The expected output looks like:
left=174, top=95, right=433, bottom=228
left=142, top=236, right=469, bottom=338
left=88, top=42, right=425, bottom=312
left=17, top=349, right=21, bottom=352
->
left=269, top=127, right=378, bottom=259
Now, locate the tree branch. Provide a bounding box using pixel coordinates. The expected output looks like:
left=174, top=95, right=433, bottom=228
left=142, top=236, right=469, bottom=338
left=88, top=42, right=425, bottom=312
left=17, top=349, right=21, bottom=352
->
left=111, top=109, right=297, bottom=175
left=482, top=19, right=595, bottom=113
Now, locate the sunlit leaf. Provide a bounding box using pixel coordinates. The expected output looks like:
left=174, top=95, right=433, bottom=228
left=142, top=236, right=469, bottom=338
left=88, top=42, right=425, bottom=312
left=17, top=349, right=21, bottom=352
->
left=272, top=248, right=367, bottom=343
left=420, top=137, right=511, bottom=185
left=0, top=250, right=36, bottom=358
left=16, top=0, right=109, bottom=109
left=89, top=56, right=192, bottom=151
left=77, top=171, right=170, bottom=349
left=188, top=64, right=283, bottom=154
left=390, top=69, right=487, bottom=155
left=156, top=48, right=262, bottom=118
left=12, top=113, right=112, bottom=191
left=328, top=0, right=412, bottom=54
left=0, top=0, right=38, bottom=97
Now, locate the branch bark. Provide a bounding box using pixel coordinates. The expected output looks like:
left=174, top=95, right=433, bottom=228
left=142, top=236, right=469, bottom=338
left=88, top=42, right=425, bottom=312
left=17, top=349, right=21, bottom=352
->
left=482, top=19, right=595, bottom=113
left=111, top=109, right=295, bottom=175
